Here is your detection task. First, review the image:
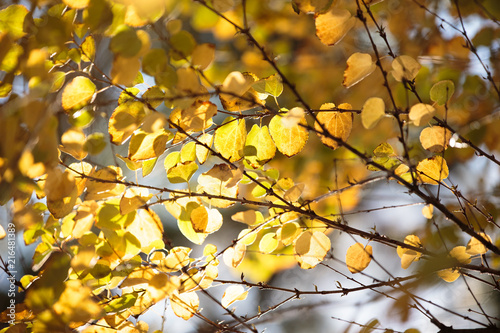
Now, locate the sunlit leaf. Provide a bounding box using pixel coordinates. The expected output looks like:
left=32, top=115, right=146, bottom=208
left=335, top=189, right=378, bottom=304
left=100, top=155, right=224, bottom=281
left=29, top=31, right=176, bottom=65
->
left=314, top=103, right=353, bottom=150
left=391, top=55, right=421, bottom=82
left=466, top=233, right=492, bottom=255
left=196, top=164, right=242, bottom=208
left=128, top=128, right=171, bottom=161
left=259, top=232, right=279, bottom=254
left=62, top=76, right=96, bottom=111
left=416, top=156, right=449, bottom=185
left=214, top=117, right=247, bottom=162
left=315, top=8, right=356, bottom=46
left=269, top=111, right=308, bottom=157
left=191, top=43, right=215, bottom=70
left=361, top=97, right=385, bottom=129
left=422, top=204, right=433, bottom=219
left=409, top=103, right=435, bottom=126
left=221, top=285, right=248, bottom=308
left=244, top=124, right=276, bottom=169
left=120, top=188, right=153, bottom=215
left=295, top=231, right=331, bottom=269
left=59, top=127, right=88, bottom=160
left=346, top=242, right=373, bottom=273
left=277, top=222, right=302, bottom=246
left=231, top=210, right=264, bottom=226
left=0, top=5, right=29, bottom=40
left=223, top=242, right=246, bottom=268
left=343, top=52, right=376, bottom=88
left=171, top=292, right=199, bottom=320
left=420, top=126, right=452, bottom=153
left=397, top=235, right=422, bottom=269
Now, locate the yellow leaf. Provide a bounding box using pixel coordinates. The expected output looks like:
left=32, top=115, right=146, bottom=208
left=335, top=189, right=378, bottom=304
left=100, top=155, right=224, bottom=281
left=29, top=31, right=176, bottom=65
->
left=315, top=8, right=356, bottom=46
left=314, top=103, right=353, bottom=150
left=409, top=103, right=435, bottom=126
left=397, top=235, right=422, bottom=269
left=219, top=72, right=261, bottom=112
left=111, top=56, right=141, bottom=87
left=391, top=55, right=421, bottom=82
left=45, top=168, right=78, bottom=219
left=0, top=225, right=5, bottom=240
left=221, top=285, right=248, bottom=308
left=190, top=206, right=223, bottom=234
left=346, top=242, right=373, bottom=273
left=244, top=124, right=276, bottom=169
left=343, top=52, right=376, bottom=88
left=284, top=183, right=305, bottom=202
left=238, top=228, right=258, bottom=245
left=142, top=111, right=168, bottom=133
left=259, top=232, right=279, bottom=254
left=293, top=0, right=333, bottom=13
left=125, top=209, right=164, bottom=253
left=191, top=43, right=215, bottom=70
left=281, top=107, right=305, bottom=128
left=52, top=280, right=102, bottom=323
left=422, top=204, right=433, bottom=219
left=109, top=101, right=147, bottom=145
left=416, top=156, right=449, bottom=185
left=67, top=162, right=93, bottom=196
left=181, top=141, right=197, bottom=163
left=231, top=210, right=264, bottom=225
left=361, top=97, right=385, bottom=129
left=174, top=101, right=217, bottom=133
left=128, top=128, right=171, bottom=161
left=277, top=222, right=302, bottom=246
left=466, top=232, right=492, bottom=255
left=59, top=127, right=87, bottom=160
left=171, top=292, right=199, bottom=320
left=62, top=76, right=96, bottom=111
left=152, top=246, right=191, bottom=272
left=196, top=163, right=242, bottom=208
left=449, top=246, right=471, bottom=264
left=63, top=0, right=89, bottom=9
left=437, top=268, right=460, bottom=283
left=223, top=242, right=246, bottom=268
left=420, top=126, right=452, bottom=153
left=214, top=117, right=247, bottom=162
left=196, top=133, right=213, bottom=164
left=167, top=161, right=198, bottom=183
left=295, top=231, right=331, bottom=269
left=120, top=187, right=153, bottom=215
left=85, top=166, right=126, bottom=200
left=269, top=111, right=308, bottom=157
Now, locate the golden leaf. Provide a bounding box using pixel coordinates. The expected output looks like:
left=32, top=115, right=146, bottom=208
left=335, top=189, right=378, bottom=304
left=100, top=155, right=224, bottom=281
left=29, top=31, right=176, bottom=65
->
left=269, top=111, right=309, bottom=157
left=214, top=117, right=246, bottom=162
left=314, top=103, right=353, bottom=150
left=361, top=97, right=385, bottom=129
left=62, top=76, right=96, bottom=111
left=416, top=156, right=449, bottom=185
left=346, top=242, right=373, bottom=273
left=221, top=285, right=248, bottom=308
left=315, top=8, right=356, bottom=46
left=409, top=103, right=436, bottom=127
left=343, top=52, right=376, bottom=88
left=420, top=126, right=452, bottom=153
left=295, top=231, right=330, bottom=269
left=391, top=55, right=421, bottom=82
left=171, top=291, right=199, bottom=320
left=466, top=232, right=492, bottom=255
left=397, top=235, right=422, bottom=269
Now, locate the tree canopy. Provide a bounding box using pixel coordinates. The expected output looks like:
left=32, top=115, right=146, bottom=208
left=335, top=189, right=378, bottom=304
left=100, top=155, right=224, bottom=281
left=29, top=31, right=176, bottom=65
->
left=0, top=0, right=500, bottom=332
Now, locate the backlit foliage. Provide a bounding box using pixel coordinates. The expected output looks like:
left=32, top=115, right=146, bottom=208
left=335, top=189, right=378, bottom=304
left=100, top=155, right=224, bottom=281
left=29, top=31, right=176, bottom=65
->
left=0, top=0, right=500, bottom=332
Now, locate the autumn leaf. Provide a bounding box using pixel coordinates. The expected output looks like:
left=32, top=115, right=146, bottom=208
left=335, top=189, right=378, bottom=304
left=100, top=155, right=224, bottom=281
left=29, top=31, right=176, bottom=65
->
left=269, top=111, right=309, bottom=157
left=314, top=103, right=353, bottom=150
left=315, top=8, right=356, bottom=46
left=62, top=76, right=96, bottom=111
left=221, top=285, right=248, bottom=308
left=343, top=53, right=376, bottom=88
left=214, top=117, right=247, bottom=162
left=346, top=243, right=373, bottom=273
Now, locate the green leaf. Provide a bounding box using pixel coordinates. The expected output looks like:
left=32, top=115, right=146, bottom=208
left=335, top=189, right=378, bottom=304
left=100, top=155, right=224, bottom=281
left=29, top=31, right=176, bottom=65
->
left=430, top=80, right=455, bottom=106
left=170, top=30, right=196, bottom=61
left=253, top=73, right=283, bottom=98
